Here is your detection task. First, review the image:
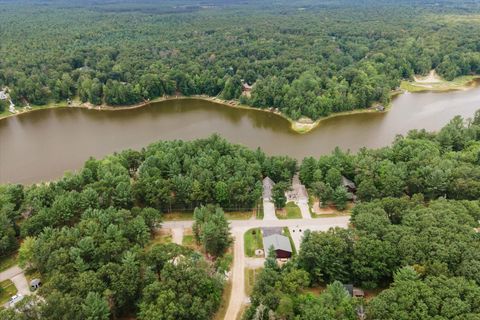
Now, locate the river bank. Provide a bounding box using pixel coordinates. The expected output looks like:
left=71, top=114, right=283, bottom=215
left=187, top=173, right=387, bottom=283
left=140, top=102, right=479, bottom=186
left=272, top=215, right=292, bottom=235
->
left=1, top=73, right=478, bottom=133
left=0, top=95, right=387, bottom=134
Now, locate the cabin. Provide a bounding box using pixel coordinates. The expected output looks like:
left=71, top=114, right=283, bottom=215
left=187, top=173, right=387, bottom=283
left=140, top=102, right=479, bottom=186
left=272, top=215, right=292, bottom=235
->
left=341, top=176, right=357, bottom=193
left=263, top=234, right=292, bottom=259
left=263, top=177, right=276, bottom=201
left=343, top=284, right=365, bottom=298
left=376, top=105, right=385, bottom=111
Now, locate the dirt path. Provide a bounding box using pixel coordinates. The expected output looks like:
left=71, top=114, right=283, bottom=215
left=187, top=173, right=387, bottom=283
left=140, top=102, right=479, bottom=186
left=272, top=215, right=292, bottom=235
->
left=224, top=229, right=247, bottom=320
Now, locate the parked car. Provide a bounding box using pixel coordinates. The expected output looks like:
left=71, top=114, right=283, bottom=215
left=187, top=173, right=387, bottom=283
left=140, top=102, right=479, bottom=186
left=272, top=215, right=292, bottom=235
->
left=9, top=294, right=24, bottom=307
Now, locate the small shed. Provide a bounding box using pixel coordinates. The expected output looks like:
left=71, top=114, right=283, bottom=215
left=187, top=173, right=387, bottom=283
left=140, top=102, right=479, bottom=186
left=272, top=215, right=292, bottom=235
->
left=341, top=176, right=357, bottom=193
left=263, top=177, right=276, bottom=201
left=30, top=279, right=41, bottom=291
left=263, top=234, right=292, bottom=259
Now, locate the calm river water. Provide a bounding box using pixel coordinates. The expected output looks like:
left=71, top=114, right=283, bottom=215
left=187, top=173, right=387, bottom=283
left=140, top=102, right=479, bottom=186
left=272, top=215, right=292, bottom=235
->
left=1, top=88, right=480, bottom=184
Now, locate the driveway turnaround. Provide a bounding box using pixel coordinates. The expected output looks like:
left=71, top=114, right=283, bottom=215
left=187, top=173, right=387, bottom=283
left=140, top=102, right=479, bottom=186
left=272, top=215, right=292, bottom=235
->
left=0, top=265, right=30, bottom=307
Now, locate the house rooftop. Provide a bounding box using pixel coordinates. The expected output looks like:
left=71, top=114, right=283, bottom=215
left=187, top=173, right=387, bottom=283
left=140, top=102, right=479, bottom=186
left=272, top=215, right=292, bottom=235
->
left=342, top=176, right=356, bottom=189
left=263, top=234, right=292, bottom=253
left=262, top=227, right=283, bottom=237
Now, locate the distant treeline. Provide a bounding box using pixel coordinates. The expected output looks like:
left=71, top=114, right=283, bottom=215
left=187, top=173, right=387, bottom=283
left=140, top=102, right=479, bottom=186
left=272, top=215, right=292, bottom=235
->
left=1, top=1, right=480, bottom=118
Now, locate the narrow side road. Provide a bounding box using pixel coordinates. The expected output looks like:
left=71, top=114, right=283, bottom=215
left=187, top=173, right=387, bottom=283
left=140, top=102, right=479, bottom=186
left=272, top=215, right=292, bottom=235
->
left=224, top=228, right=248, bottom=320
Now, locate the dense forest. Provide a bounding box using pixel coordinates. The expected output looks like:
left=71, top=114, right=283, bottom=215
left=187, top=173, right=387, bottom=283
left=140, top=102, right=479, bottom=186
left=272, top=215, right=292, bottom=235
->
left=244, top=112, right=480, bottom=319
left=2, top=0, right=480, bottom=119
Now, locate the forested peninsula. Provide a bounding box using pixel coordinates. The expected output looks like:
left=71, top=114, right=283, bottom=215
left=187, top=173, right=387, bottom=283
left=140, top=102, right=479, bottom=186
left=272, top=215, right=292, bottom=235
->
left=2, top=0, right=480, bottom=121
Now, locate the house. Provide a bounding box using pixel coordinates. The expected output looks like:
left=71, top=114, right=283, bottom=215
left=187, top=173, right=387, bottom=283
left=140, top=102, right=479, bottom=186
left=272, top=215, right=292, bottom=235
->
left=263, top=176, right=276, bottom=201
left=263, top=234, right=292, bottom=259
left=242, top=81, right=253, bottom=92
left=343, top=284, right=365, bottom=298
left=0, top=91, right=7, bottom=100
left=341, top=176, right=357, bottom=193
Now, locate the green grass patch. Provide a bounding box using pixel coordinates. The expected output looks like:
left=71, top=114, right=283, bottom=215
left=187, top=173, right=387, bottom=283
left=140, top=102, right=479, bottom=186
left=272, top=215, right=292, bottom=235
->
left=0, top=254, right=17, bottom=272
left=213, top=280, right=232, bottom=320
left=276, top=202, right=302, bottom=219
left=282, top=227, right=297, bottom=255
left=256, top=201, right=264, bottom=220
left=163, top=211, right=194, bottom=221
left=0, top=280, right=18, bottom=305
left=146, top=232, right=172, bottom=250
left=244, top=228, right=263, bottom=257
left=182, top=234, right=195, bottom=246
left=224, top=211, right=253, bottom=220
left=245, top=268, right=262, bottom=296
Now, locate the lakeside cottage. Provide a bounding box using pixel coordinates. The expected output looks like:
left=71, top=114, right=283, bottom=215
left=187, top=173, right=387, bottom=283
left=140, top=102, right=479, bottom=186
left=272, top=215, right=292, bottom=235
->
left=263, top=234, right=292, bottom=259
left=341, top=176, right=357, bottom=193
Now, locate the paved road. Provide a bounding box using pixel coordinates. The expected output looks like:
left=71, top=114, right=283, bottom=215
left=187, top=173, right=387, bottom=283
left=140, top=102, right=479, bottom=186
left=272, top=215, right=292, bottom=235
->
left=164, top=215, right=349, bottom=319
left=163, top=216, right=349, bottom=230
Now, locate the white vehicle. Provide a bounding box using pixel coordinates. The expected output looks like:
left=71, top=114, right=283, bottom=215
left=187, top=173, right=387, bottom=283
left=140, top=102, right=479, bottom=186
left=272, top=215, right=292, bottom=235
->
left=9, top=294, right=24, bottom=307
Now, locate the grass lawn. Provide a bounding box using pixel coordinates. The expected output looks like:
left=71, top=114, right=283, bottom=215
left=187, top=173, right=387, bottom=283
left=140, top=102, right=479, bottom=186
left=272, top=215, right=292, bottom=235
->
left=282, top=227, right=297, bottom=255
left=0, top=280, right=17, bottom=305
left=182, top=234, right=195, bottom=246
left=244, top=228, right=263, bottom=257
left=310, top=199, right=353, bottom=218
left=0, top=254, right=17, bottom=272
left=163, top=211, right=194, bottom=221
left=276, top=202, right=302, bottom=219
left=213, top=280, right=232, bottom=320
left=146, top=231, right=172, bottom=250
left=163, top=210, right=253, bottom=221
left=224, top=211, right=253, bottom=220
left=245, top=268, right=262, bottom=296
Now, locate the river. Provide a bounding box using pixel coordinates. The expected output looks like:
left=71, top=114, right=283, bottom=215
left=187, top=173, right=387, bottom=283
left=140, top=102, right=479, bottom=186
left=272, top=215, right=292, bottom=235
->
left=1, top=88, right=480, bottom=184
